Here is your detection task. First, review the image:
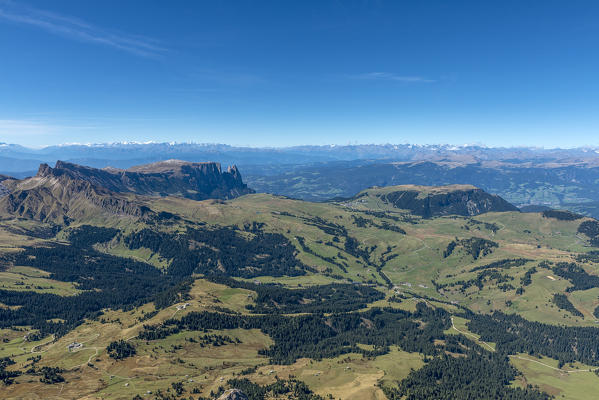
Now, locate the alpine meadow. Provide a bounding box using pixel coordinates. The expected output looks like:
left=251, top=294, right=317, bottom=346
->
left=2, top=1, right=599, bottom=400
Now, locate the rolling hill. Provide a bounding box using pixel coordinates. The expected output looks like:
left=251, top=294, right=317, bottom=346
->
left=344, top=184, right=519, bottom=217
left=1, top=166, right=599, bottom=399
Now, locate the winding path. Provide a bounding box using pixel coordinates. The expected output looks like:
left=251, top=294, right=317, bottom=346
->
left=508, top=355, right=596, bottom=374
left=450, top=316, right=495, bottom=351
left=450, top=317, right=598, bottom=374
left=19, top=334, right=56, bottom=354
left=69, top=347, right=99, bottom=370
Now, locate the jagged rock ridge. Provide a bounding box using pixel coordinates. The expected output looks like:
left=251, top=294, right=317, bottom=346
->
left=0, top=165, right=151, bottom=224
left=38, top=159, right=254, bottom=201
left=0, top=159, right=253, bottom=224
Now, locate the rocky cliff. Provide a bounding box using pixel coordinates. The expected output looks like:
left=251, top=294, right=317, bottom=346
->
left=0, top=159, right=253, bottom=224
left=0, top=164, right=151, bottom=224
left=31, top=159, right=253, bottom=200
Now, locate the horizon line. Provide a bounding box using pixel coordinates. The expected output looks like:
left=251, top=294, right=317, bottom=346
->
left=3, top=141, right=599, bottom=152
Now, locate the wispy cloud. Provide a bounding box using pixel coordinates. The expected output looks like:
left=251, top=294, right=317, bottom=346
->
left=350, top=72, right=435, bottom=83
left=0, top=0, right=166, bottom=57
left=0, top=119, right=98, bottom=136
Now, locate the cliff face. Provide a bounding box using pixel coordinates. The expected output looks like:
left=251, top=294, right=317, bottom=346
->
left=37, top=160, right=254, bottom=201
left=121, top=160, right=254, bottom=200
left=0, top=160, right=253, bottom=224
left=376, top=185, right=519, bottom=218
left=0, top=165, right=151, bottom=224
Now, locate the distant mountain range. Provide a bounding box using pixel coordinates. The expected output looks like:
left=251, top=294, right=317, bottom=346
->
left=3, top=142, right=599, bottom=217
left=2, top=142, right=599, bottom=176
left=245, top=159, right=599, bottom=218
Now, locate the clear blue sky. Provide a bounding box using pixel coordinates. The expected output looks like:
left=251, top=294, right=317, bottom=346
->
left=1, top=0, right=598, bottom=148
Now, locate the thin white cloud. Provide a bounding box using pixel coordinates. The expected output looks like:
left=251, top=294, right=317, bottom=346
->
left=0, top=0, right=165, bottom=57
left=350, top=72, right=435, bottom=83
left=0, top=119, right=98, bottom=136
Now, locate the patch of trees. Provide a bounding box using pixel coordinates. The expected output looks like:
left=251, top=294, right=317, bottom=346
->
left=578, top=220, right=599, bottom=247
left=354, top=209, right=419, bottom=224
left=351, top=215, right=371, bottom=228
left=471, top=258, right=531, bottom=272
left=106, top=340, right=136, bottom=360
left=0, top=357, right=20, bottom=385
left=467, top=311, right=599, bottom=365
left=542, top=209, right=585, bottom=221
left=593, top=306, right=599, bottom=319
left=383, top=337, right=549, bottom=400
left=221, top=378, right=324, bottom=400
left=520, top=267, right=537, bottom=286
left=38, top=366, right=64, bottom=384
left=125, top=226, right=309, bottom=278
left=465, top=219, right=500, bottom=233
left=291, top=215, right=394, bottom=285
left=552, top=294, right=584, bottom=318
left=139, top=303, right=450, bottom=364
left=153, top=210, right=182, bottom=222
left=0, top=226, right=198, bottom=337
left=578, top=220, right=599, bottom=238
left=1, top=223, right=321, bottom=337
left=552, top=262, right=599, bottom=291
left=443, top=240, right=458, bottom=257
left=576, top=250, right=599, bottom=263
left=460, top=237, right=498, bottom=259
left=333, top=231, right=392, bottom=285
left=297, top=215, right=348, bottom=237
left=67, top=225, right=118, bottom=247
left=210, top=277, right=383, bottom=314
left=1, top=242, right=179, bottom=336
left=138, top=298, right=553, bottom=398
left=154, top=279, right=192, bottom=309
left=443, top=237, right=498, bottom=259
left=378, top=248, right=399, bottom=270
left=295, top=236, right=347, bottom=273
left=437, top=269, right=513, bottom=292
left=350, top=215, right=406, bottom=234
left=190, top=334, right=238, bottom=347
left=343, top=235, right=370, bottom=262
left=3, top=224, right=62, bottom=240
left=242, top=221, right=265, bottom=233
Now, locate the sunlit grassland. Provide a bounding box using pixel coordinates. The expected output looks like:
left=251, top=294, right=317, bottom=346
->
left=4, top=191, right=599, bottom=397
left=510, top=354, right=599, bottom=399
left=0, top=266, right=81, bottom=296
left=240, top=348, right=423, bottom=400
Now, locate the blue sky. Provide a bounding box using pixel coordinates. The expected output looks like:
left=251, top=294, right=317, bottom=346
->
left=1, top=0, right=598, bottom=148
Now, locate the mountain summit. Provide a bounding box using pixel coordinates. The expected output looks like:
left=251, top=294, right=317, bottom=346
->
left=354, top=184, right=519, bottom=218
left=0, top=160, right=254, bottom=224
left=38, top=159, right=254, bottom=201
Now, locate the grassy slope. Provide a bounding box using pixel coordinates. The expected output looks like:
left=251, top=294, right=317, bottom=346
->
left=510, top=355, right=599, bottom=399
left=2, top=192, right=599, bottom=398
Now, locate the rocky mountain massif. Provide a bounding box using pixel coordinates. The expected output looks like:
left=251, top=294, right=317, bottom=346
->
left=0, top=160, right=253, bottom=223
left=4, top=142, right=599, bottom=217
left=41, top=160, right=254, bottom=200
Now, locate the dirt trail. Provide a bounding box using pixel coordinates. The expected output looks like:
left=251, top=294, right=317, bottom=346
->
left=508, top=355, right=597, bottom=374
left=451, top=316, right=495, bottom=352
left=451, top=317, right=598, bottom=374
